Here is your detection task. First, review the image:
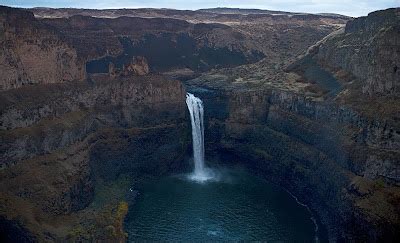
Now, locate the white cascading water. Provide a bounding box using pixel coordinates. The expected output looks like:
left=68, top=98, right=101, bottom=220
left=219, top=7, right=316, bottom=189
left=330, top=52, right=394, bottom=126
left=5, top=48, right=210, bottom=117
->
left=186, top=93, right=212, bottom=182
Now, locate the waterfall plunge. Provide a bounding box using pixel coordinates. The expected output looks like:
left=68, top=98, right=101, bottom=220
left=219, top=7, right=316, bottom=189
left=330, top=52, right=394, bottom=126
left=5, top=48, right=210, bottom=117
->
left=186, top=93, right=214, bottom=182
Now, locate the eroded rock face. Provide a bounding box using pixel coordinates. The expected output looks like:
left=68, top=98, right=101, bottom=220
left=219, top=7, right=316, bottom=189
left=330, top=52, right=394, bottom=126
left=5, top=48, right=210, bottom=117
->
left=306, top=8, right=400, bottom=95
left=182, top=10, right=400, bottom=240
left=0, top=75, right=189, bottom=241
left=122, top=56, right=149, bottom=76
left=41, top=16, right=265, bottom=74
left=0, top=6, right=85, bottom=91
left=186, top=87, right=400, bottom=241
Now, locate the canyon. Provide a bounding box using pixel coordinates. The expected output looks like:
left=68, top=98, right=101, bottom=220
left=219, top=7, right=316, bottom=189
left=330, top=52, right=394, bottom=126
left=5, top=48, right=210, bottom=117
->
left=0, top=5, right=399, bottom=242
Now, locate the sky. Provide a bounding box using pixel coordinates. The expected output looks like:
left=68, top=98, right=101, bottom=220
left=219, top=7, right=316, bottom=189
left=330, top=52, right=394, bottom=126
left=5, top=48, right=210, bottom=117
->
left=1, top=0, right=399, bottom=17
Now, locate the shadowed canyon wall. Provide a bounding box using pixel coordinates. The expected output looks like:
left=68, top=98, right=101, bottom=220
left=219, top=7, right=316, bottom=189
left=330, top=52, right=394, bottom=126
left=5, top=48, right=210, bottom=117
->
left=0, top=74, right=189, bottom=241
left=186, top=86, right=400, bottom=242
left=39, top=15, right=265, bottom=75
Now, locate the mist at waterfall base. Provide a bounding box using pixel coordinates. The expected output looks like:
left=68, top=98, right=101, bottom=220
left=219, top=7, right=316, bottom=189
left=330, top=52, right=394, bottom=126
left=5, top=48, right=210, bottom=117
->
left=124, top=93, right=319, bottom=241
left=125, top=167, right=318, bottom=241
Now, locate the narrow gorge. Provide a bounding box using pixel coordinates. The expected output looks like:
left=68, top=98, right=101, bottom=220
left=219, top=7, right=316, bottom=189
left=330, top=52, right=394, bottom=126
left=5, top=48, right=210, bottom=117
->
left=1, top=5, right=399, bottom=242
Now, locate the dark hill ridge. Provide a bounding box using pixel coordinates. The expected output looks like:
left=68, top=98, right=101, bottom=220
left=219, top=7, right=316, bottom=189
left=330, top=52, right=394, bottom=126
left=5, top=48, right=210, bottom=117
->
left=198, top=7, right=350, bottom=19
left=1, top=5, right=399, bottom=242
left=30, top=7, right=352, bottom=20
left=198, top=7, right=296, bottom=15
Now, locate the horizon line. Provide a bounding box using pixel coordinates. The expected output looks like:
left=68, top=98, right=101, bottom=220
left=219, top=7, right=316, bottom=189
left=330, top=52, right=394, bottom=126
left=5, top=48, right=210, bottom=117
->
left=2, top=4, right=373, bottom=18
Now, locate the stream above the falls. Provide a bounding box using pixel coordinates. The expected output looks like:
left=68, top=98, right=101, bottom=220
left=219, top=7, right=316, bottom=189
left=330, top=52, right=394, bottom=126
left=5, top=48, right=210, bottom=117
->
left=125, top=166, right=319, bottom=242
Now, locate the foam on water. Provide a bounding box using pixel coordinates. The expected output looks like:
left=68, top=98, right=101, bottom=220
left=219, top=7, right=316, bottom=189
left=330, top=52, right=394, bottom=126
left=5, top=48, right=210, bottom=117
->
left=187, top=167, right=220, bottom=183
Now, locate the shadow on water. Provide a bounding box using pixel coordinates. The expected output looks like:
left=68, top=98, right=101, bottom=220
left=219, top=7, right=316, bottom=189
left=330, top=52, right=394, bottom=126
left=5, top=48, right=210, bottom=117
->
left=125, top=165, right=322, bottom=242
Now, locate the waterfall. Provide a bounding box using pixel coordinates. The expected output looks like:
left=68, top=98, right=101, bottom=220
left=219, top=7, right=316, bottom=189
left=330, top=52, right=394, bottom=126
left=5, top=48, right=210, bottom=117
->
left=186, top=93, right=211, bottom=182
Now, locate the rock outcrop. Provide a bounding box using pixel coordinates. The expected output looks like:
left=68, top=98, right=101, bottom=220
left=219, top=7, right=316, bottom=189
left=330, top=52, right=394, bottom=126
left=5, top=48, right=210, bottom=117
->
left=0, top=6, right=85, bottom=91
left=295, top=8, right=400, bottom=96
left=122, top=56, right=149, bottom=76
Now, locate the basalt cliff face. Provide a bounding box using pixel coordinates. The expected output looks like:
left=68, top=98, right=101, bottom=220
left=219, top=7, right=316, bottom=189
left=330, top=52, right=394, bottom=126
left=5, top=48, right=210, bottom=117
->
left=0, top=7, right=85, bottom=91
left=0, top=7, right=190, bottom=241
left=187, top=88, right=399, bottom=241
left=31, top=6, right=347, bottom=80
left=186, top=8, right=400, bottom=242
left=1, top=5, right=399, bottom=242
left=314, top=8, right=400, bottom=95
left=0, top=74, right=188, bottom=241
left=39, top=14, right=265, bottom=76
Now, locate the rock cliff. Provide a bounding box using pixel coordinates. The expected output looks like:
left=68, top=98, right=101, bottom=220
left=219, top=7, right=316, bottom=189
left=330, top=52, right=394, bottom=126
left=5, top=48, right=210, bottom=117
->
left=287, top=8, right=400, bottom=117
left=184, top=8, right=400, bottom=242
left=0, top=6, right=85, bottom=91
left=0, top=74, right=188, bottom=241
left=39, top=15, right=265, bottom=75
left=315, top=8, right=400, bottom=96
left=184, top=84, right=400, bottom=241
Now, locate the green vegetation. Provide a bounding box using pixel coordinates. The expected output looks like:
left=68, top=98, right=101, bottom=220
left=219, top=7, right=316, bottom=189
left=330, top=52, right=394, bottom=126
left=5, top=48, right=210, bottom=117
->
left=66, top=175, right=132, bottom=242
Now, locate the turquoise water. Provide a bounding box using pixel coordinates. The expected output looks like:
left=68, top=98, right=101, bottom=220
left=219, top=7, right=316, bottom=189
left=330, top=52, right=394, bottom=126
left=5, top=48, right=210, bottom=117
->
left=125, top=167, right=317, bottom=242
